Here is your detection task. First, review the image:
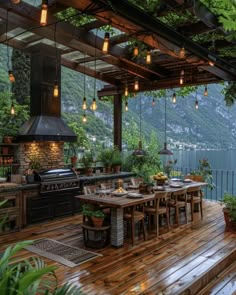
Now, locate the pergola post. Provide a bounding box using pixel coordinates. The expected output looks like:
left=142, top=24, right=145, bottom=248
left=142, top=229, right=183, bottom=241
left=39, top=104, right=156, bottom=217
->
left=113, top=94, right=122, bottom=151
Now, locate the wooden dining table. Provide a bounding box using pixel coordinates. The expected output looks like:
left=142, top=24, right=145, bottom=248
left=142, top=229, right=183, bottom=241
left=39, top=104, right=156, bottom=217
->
left=75, top=181, right=207, bottom=247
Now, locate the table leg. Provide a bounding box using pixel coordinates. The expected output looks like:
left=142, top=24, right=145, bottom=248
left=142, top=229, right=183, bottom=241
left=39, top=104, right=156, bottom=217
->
left=110, top=207, right=124, bottom=247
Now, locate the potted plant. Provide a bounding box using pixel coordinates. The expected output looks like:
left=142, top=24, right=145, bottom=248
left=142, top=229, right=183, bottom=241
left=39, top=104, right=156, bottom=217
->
left=112, top=147, right=122, bottom=173
left=81, top=151, right=93, bottom=176
left=98, top=148, right=114, bottom=173
left=221, top=193, right=236, bottom=231
left=25, top=155, right=41, bottom=183
left=82, top=204, right=105, bottom=228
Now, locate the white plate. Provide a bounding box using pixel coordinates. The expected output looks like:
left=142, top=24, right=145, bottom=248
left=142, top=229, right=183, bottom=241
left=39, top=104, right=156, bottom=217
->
left=112, top=192, right=127, bottom=197
left=170, top=184, right=183, bottom=188
left=127, top=193, right=143, bottom=198
left=170, top=178, right=181, bottom=182
left=183, top=179, right=193, bottom=183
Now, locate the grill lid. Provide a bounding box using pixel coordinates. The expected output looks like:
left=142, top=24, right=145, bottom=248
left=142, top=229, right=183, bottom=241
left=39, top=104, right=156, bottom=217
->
left=34, top=168, right=77, bottom=182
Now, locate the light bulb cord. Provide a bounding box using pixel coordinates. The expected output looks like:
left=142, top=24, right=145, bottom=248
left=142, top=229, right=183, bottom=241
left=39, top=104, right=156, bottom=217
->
left=139, top=95, right=142, bottom=140
left=93, top=29, right=98, bottom=98
left=54, top=23, right=58, bottom=80
left=6, top=9, right=10, bottom=70
left=83, top=51, right=86, bottom=97
left=164, top=96, right=167, bottom=143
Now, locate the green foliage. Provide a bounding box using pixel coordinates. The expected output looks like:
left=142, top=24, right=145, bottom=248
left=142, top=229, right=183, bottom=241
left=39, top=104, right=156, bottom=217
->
left=221, top=193, right=236, bottom=222
left=190, top=158, right=214, bottom=189
left=223, top=82, right=236, bottom=107
left=112, top=147, right=123, bottom=166
left=97, top=148, right=114, bottom=167
left=82, top=204, right=105, bottom=218
left=80, top=151, right=93, bottom=168
left=28, top=155, right=41, bottom=170
left=0, top=91, right=29, bottom=138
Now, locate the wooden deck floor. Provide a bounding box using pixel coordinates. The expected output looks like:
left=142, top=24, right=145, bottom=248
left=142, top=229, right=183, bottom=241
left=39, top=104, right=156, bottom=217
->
left=1, top=200, right=236, bottom=295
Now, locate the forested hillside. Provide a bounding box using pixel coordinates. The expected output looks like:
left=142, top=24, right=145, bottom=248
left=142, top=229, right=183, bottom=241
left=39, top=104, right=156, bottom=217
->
left=1, top=44, right=236, bottom=150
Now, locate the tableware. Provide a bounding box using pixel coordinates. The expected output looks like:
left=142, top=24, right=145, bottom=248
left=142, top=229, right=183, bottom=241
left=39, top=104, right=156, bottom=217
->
left=153, top=185, right=165, bottom=191
left=183, top=179, right=193, bottom=183
left=170, top=178, right=181, bottom=182
left=170, top=183, right=183, bottom=188
left=95, top=189, right=113, bottom=195
left=111, top=191, right=127, bottom=197
left=126, top=192, right=143, bottom=198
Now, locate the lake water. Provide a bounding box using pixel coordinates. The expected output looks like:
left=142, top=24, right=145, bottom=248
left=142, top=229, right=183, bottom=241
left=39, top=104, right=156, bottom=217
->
left=169, top=149, right=236, bottom=200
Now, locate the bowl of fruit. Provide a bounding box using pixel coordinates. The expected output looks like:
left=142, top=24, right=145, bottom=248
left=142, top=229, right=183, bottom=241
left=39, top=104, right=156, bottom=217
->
left=153, top=172, right=168, bottom=186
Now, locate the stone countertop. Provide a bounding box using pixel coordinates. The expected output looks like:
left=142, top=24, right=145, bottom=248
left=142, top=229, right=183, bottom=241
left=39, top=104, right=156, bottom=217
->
left=78, top=172, right=135, bottom=181
left=0, top=182, right=40, bottom=193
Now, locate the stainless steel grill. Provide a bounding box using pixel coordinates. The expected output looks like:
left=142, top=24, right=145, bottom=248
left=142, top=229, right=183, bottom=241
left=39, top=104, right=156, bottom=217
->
left=34, top=168, right=79, bottom=194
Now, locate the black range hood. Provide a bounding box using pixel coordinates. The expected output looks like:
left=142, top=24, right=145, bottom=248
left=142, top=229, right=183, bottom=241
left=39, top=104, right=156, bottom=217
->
left=17, top=44, right=76, bottom=142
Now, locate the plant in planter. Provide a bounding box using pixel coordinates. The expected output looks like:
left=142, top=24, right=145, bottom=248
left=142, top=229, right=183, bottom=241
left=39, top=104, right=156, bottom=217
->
left=220, top=193, right=236, bottom=231
left=82, top=204, right=105, bottom=228
left=98, top=148, right=114, bottom=173
left=81, top=151, right=93, bottom=176
left=25, top=155, right=41, bottom=183
left=112, top=147, right=122, bottom=173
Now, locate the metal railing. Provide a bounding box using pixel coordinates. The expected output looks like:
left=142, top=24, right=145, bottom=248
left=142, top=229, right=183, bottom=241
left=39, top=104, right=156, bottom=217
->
left=172, top=168, right=236, bottom=201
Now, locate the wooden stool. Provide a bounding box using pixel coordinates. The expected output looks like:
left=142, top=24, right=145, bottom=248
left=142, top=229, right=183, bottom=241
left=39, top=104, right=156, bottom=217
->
left=81, top=223, right=110, bottom=249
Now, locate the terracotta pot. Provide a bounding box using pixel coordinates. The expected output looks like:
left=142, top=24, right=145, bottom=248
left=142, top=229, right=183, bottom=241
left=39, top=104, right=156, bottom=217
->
left=113, top=165, right=121, bottom=173
left=91, top=216, right=104, bottom=228
left=2, top=147, right=9, bottom=155
left=85, top=168, right=93, bottom=176
left=3, top=136, right=13, bottom=144
left=193, top=175, right=203, bottom=182
left=223, top=208, right=236, bottom=231
left=71, top=156, right=77, bottom=166
left=105, top=166, right=112, bottom=174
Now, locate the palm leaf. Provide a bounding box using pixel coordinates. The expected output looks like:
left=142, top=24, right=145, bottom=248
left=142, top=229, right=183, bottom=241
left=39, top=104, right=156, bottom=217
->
left=54, top=283, right=85, bottom=295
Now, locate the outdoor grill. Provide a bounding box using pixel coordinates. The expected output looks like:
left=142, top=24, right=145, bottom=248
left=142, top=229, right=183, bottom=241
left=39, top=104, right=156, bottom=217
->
left=34, top=168, right=80, bottom=194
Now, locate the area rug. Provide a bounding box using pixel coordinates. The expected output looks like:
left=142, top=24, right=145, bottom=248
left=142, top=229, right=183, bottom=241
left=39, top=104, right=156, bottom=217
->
left=25, top=238, right=102, bottom=268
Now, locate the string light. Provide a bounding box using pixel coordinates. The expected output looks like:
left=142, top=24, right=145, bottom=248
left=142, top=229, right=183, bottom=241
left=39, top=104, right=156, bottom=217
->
left=82, top=97, right=87, bottom=110
left=134, top=77, right=139, bottom=91
left=146, top=50, right=151, bottom=64
left=11, top=0, right=21, bottom=3
left=124, top=85, right=129, bottom=97
left=195, top=100, right=199, bottom=110
left=102, top=32, right=109, bottom=54
left=125, top=100, right=128, bottom=112
left=179, top=47, right=185, bottom=59
left=82, top=113, right=87, bottom=123
left=180, top=70, right=184, bottom=85
left=8, top=70, right=15, bottom=83
left=40, top=0, right=48, bottom=26
left=204, top=85, right=208, bottom=96
left=208, top=60, right=215, bottom=67
left=133, top=44, right=139, bottom=57
left=90, top=97, right=97, bottom=111
left=172, top=92, right=176, bottom=104
left=152, top=98, right=155, bottom=106
left=10, top=101, right=15, bottom=115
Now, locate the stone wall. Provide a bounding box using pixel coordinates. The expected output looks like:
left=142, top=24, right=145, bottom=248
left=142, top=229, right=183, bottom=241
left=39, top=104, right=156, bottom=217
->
left=17, top=142, right=64, bottom=174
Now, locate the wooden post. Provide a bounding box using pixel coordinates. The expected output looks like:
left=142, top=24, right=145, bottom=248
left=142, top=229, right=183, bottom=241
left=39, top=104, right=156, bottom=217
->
left=113, top=94, right=122, bottom=151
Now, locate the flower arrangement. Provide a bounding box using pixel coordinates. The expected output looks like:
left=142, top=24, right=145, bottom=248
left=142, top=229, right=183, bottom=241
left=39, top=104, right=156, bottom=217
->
left=163, top=159, right=177, bottom=178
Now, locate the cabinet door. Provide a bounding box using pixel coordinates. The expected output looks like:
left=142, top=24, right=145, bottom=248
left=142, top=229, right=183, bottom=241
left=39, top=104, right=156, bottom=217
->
left=53, top=194, right=73, bottom=217
left=27, top=196, right=53, bottom=224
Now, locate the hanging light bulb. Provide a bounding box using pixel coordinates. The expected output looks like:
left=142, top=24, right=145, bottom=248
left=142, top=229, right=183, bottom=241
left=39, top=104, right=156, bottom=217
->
left=82, top=97, right=87, bottom=110
left=146, top=50, right=151, bottom=64
left=124, top=85, right=129, bottom=97
left=8, top=70, right=15, bottom=83
left=180, top=70, right=184, bottom=85
left=179, top=47, right=185, bottom=59
left=195, top=100, right=199, bottom=110
left=152, top=98, right=155, bottom=106
left=53, top=80, right=59, bottom=98
left=134, top=78, right=139, bottom=91
left=10, top=102, right=15, bottom=115
left=125, top=100, right=128, bottom=112
left=208, top=60, right=215, bottom=67
left=11, top=0, right=21, bottom=3
left=204, top=85, right=208, bottom=96
left=133, top=44, right=139, bottom=57
left=82, top=113, right=87, bottom=123
left=102, top=32, right=109, bottom=54
left=172, top=92, right=176, bottom=104
left=40, top=0, right=48, bottom=26
left=90, top=97, right=97, bottom=111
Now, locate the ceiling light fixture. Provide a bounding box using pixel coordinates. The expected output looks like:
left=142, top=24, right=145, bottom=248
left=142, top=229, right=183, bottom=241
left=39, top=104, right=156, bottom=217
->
left=180, top=70, right=184, bottom=85
left=6, top=10, right=15, bottom=83
left=124, top=85, right=129, bottom=97
left=40, top=0, right=48, bottom=26
left=204, top=85, right=208, bottom=96
left=125, top=100, right=128, bottom=112
left=134, top=77, right=139, bottom=91
left=10, top=98, right=15, bottom=115
left=82, top=113, right=87, bottom=123
left=102, top=32, right=109, bottom=54
left=53, top=24, right=59, bottom=98
left=146, top=50, right=151, bottom=64
left=133, top=44, right=139, bottom=57
left=152, top=98, right=155, bottom=106
left=158, top=97, right=173, bottom=155
left=179, top=46, right=185, bottom=59
left=195, top=90, right=199, bottom=110
left=172, top=91, right=176, bottom=104
left=90, top=30, right=98, bottom=111
left=11, top=0, right=21, bottom=4
left=82, top=52, right=87, bottom=110
left=133, top=95, right=145, bottom=157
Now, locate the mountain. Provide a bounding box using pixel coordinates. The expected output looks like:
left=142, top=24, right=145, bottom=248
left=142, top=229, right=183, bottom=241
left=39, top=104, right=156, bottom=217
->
left=1, top=44, right=236, bottom=149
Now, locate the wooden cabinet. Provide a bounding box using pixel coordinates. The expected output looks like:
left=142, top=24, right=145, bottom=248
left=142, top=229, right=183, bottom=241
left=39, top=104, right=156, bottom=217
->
left=0, top=190, right=22, bottom=233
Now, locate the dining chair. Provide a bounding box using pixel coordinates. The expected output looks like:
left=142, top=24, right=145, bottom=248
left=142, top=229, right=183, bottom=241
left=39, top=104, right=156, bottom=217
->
left=144, top=191, right=170, bottom=237
left=100, top=181, right=114, bottom=190
left=168, top=188, right=188, bottom=226
left=130, top=177, right=144, bottom=186
left=186, top=185, right=203, bottom=221
left=83, top=185, right=99, bottom=195
left=124, top=205, right=147, bottom=246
